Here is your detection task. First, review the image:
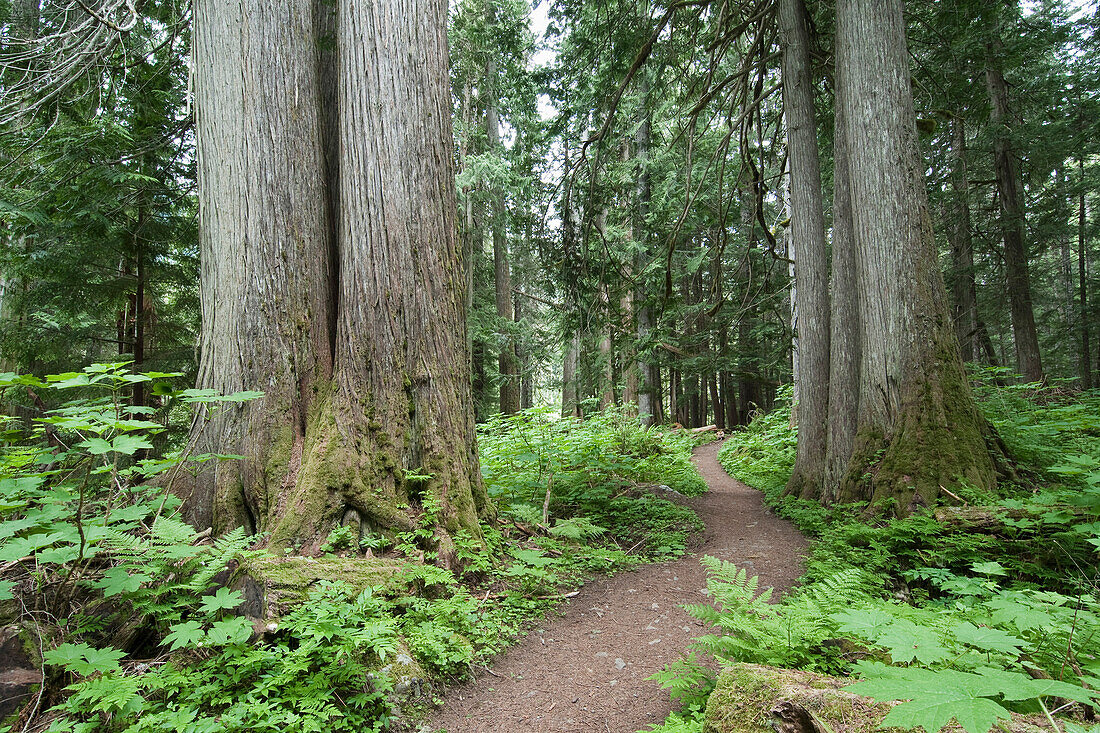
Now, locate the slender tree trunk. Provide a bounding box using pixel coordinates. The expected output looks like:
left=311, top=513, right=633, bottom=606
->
left=835, top=0, right=999, bottom=511
left=634, top=79, right=659, bottom=425
left=486, top=67, right=520, bottom=414
left=598, top=286, right=614, bottom=410
left=0, top=0, right=40, bottom=376
left=1079, top=157, right=1092, bottom=389
left=947, top=117, right=980, bottom=363
left=780, top=0, right=830, bottom=499
left=188, top=0, right=490, bottom=554
left=986, top=55, right=1044, bottom=383
left=738, top=177, right=764, bottom=425
left=562, top=331, right=580, bottom=418
left=823, top=79, right=860, bottom=501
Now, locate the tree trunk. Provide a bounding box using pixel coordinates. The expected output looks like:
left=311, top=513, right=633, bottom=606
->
left=188, top=0, right=490, bottom=554
left=562, top=331, right=581, bottom=418
left=634, top=79, right=660, bottom=426
left=986, top=54, right=1044, bottom=383
left=487, top=63, right=520, bottom=415
left=0, top=0, right=40, bottom=376
left=780, top=0, right=830, bottom=500
left=1079, top=157, right=1092, bottom=389
left=835, top=0, right=998, bottom=512
left=823, top=78, right=859, bottom=501
left=947, top=116, right=980, bottom=363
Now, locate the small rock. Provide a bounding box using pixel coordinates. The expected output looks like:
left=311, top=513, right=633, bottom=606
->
left=614, top=658, right=626, bottom=670
left=572, top=697, right=579, bottom=704
left=595, top=652, right=608, bottom=658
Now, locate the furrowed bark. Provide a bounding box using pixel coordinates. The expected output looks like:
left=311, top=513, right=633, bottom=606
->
left=779, top=0, right=830, bottom=500
left=188, top=0, right=489, bottom=554
left=835, top=0, right=999, bottom=512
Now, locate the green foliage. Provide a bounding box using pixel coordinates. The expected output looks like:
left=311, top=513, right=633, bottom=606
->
left=0, top=363, right=260, bottom=620
left=479, top=405, right=705, bottom=564
left=45, top=583, right=398, bottom=733
left=663, top=381, right=1100, bottom=733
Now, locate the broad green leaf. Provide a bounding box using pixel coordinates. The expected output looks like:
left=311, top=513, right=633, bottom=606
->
left=205, top=617, right=253, bottom=646
left=510, top=548, right=553, bottom=567
left=162, top=620, right=206, bottom=651
left=0, top=579, right=15, bottom=600
left=879, top=693, right=1010, bottom=733
left=849, top=665, right=1012, bottom=733
left=79, top=438, right=113, bottom=455
left=969, top=561, right=1006, bottom=576
left=37, top=543, right=82, bottom=565
left=44, top=643, right=123, bottom=676
left=1007, top=678, right=1100, bottom=705
left=0, top=476, right=45, bottom=497
left=877, top=619, right=953, bottom=665
left=987, top=593, right=1053, bottom=632
left=950, top=622, right=1024, bottom=655
left=831, top=608, right=895, bottom=639
left=111, top=435, right=154, bottom=455
left=199, top=587, right=244, bottom=615
left=94, top=567, right=150, bottom=597
left=47, top=372, right=90, bottom=388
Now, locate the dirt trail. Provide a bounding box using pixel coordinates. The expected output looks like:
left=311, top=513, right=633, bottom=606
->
left=426, top=440, right=808, bottom=733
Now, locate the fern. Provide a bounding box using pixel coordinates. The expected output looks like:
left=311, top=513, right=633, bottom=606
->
left=549, top=516, right=608, bottom=541
left=677, top=559, right=872, bottom=671
left=187, top=526, right=252, bottom=592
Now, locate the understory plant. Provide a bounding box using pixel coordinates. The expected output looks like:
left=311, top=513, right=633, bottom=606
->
left=652, top=380, right=1100, bottom=733
left=2, top=367, right=710, bottom=732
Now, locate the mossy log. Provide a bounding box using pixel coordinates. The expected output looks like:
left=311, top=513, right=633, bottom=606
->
left=703, top=663, right=1047, bottom=733
left=0, top=624, right=41, bottom=727
left=234, top=555, right=407, bottom=619
left=933, top=505, right=1089, bottom=534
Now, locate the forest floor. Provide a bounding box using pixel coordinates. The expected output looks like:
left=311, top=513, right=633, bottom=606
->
left=425, top=440, right=809, bottom=733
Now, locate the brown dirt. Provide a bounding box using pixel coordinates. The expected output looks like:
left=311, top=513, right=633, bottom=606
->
left=426, top=440, right=809, bottom=733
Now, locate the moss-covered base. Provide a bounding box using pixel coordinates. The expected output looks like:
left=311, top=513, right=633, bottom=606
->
left=703, top=663, right=1046, bottom=733
left=836, top=340, right=1000, bottom=513
left=236, top=555, right=407, bottom=618
left=212, top=381, right=487, bottom=560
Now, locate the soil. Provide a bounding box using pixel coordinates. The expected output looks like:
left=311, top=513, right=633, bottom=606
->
left=426, top=440, right=810, bottom=733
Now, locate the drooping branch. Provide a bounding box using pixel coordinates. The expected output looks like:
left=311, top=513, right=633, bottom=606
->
left=1, top=0, right=155, bottom=125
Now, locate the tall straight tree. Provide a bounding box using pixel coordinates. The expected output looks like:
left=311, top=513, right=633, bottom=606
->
left=187, top=0, right=491, bottom=554
left=779, top=0, right=829, bottom=499
left=986, top=28, right=1044, bottom=383
left=834, top=0, right=998, bottom=510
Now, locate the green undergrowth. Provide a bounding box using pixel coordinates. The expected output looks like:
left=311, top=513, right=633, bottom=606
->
left=0, top=366, right=707, bottom=733
left=646, top=377, right=1100, bottom=733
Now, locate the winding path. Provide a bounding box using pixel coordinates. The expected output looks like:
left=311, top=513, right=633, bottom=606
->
left=427, top=440, right=809, bottom=733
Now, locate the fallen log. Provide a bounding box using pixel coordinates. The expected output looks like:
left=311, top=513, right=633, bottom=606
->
left=704, top=663, right=1051, bottom=733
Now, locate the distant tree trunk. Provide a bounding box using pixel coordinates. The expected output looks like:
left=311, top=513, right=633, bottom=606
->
left=187, top=0, right=490, bottom=554
left=1079, top=157, right=1092, bottom=389
left=562, top=331, right=580, bottom=418
left=835, top=0, right=998, bottom=511
left=634, top=80, right=660, bottom=425
left=780, top=0, right=830, bottom=500
left=738, top=177, right=764, bottom=425
left=823, top=80, right=859, bottom=501
left=0, top=0, right=40, bottom=376
left=598, top=286, right=614, bottom=410
left=669, top=368, right=681, bottom=425
left=947, top=116, right=980, bottom=363
left=486, top=66, right=520, bottom=415
left=710, top=373, right=723, bottom=430
left=986, top=53, right=1043, bottom=383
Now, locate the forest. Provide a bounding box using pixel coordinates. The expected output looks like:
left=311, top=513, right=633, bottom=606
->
left=0, top=0, right=1098, bottom=731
